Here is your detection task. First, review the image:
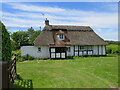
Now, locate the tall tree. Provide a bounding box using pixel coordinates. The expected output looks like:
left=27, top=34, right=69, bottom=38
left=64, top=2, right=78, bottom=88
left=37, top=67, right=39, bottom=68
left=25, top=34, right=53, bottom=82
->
left=1, top=21, right=11, bottom=61
left=11, top=27, right=41, bottom=50
left=27, top=27, right=34, bottom=37
left=11, top=31, right=29, bottom=50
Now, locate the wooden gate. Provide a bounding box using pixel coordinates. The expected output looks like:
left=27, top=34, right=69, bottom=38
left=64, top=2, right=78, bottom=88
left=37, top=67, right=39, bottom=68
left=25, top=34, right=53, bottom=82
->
left=8, top=56, right=18, bottom=87
left=0, top=55, right=18, bottom=89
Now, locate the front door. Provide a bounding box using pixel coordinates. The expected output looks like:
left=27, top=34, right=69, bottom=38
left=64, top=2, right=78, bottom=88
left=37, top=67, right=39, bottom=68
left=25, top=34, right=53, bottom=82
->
left=50, top=47, right=67, bottom=59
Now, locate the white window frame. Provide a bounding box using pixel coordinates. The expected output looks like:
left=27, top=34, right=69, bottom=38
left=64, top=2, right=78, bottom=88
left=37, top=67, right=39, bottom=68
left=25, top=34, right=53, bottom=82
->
left=58, top=34, right=65, bottom=40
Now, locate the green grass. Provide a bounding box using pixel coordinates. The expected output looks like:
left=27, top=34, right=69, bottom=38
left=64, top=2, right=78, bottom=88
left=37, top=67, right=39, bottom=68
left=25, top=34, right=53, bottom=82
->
left=14, top=55, right=118, bottom=88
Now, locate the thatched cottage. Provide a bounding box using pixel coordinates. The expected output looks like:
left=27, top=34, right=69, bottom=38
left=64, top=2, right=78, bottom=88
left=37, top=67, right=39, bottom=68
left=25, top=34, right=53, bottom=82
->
left=21, top=19, right=108, bottom=59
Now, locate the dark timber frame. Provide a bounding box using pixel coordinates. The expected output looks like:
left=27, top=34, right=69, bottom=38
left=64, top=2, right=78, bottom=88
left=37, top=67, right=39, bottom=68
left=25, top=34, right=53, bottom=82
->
left=73, top=45, right=93, bottom=56
left=49, top=47, right=67, bottom=59
left=98, top=45, right=99, bottom=55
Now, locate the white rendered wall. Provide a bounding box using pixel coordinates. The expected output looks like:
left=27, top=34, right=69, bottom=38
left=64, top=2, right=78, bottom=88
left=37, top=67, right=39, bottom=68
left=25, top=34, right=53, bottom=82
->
left=93, top=45, right=106, bottom=55
left=102, top=46, right=106, bottom=55
left=66, top=46, right=74, bottom=56
left=21, top=45, right=106, bottom=58
left=67, top=45, right=106, bottom=56
left=21, top=46, right=50, bottom=58
left=93, top=46, right=98, bottom=55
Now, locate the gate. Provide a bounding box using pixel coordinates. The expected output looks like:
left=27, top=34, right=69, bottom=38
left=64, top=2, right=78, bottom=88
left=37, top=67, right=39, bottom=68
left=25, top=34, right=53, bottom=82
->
left=0, top=55, right=18, bottom=89
left=8, top=55, right=18, bottom=87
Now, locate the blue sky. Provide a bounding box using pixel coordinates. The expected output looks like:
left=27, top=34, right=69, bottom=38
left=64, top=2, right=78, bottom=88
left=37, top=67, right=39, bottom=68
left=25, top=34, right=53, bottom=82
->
left=1, top=2, right=118, bottom=41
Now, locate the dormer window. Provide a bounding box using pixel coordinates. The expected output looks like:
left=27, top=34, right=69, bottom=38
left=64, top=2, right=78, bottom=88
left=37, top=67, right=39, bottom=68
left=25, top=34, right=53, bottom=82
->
left=58, top=34, right=64, bottom=40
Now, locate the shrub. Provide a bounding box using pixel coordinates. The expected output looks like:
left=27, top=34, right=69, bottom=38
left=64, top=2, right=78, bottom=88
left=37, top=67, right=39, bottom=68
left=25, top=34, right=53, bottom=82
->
left=106, top=45, right=119, bottom=54
left=12, top=50, right=21, bottom=60
left=21, top=54, right=34, bottom=61
left=67, top=56, right=73, bottom=59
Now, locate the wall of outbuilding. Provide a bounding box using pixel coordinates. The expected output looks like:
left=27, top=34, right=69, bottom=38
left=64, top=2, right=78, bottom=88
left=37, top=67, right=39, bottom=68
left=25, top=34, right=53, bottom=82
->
left=21, top=46, right=50, bottom=58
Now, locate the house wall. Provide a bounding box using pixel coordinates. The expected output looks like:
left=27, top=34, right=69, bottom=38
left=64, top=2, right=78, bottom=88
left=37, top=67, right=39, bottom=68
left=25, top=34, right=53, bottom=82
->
left=66, top=45, right=106, bottom=56
left=66, top=46, right=74, bottom=56
left=21, top=45, right=106, bottom=59
left=21, top=46, right=50, bottom=58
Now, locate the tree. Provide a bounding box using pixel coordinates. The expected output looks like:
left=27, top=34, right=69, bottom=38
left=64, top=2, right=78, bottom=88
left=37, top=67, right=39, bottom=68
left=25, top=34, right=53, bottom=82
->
left=11, top=31, right=29, bottom=50
left=29, top=31, right=40, bottom=44
left=1, top=21, right=11, bottom=61
left=11, top=27, right=41, bottom=50
left=27, top=27, right=34, bottom=37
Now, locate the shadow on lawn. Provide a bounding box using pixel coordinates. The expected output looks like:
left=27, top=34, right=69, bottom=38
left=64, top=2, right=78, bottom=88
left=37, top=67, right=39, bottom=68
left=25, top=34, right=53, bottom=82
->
left=13, top=76, right=33, bottom=89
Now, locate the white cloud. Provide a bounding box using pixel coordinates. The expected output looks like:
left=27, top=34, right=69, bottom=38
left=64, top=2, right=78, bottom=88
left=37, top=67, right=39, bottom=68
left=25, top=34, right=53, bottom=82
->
left=8, top=3, right=66, bottom=13
left=1, top=2, right=118, bottom=40
left=2, top=9, right=118, bottom=28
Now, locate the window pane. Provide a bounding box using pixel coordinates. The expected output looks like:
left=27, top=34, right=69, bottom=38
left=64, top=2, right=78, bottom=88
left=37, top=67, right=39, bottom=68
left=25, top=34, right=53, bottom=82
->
left=79, top=51, right=82, bottom=56
left=61, top=53, right=65, bottom=58
left=56, top=53, right=60, bottom=58
left=51, top=53, right=55, bottom=58
left=51, top=48, right=55, bottom=52
left=58, top=34, right=64, bottom=40
left=75, top=52, right=78, bottom=56
left=38, top=47, right=41, bottom=52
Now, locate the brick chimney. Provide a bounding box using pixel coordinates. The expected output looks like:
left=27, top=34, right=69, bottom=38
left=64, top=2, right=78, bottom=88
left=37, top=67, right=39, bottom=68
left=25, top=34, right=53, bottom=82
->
left=45, top=18, right=49, bottom=26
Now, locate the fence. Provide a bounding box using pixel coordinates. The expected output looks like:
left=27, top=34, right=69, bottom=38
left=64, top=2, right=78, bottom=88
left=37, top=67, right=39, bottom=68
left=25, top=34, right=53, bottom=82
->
left=8, top=55, right=18, bottom=87
left=0, top=55, right=18, bottom=89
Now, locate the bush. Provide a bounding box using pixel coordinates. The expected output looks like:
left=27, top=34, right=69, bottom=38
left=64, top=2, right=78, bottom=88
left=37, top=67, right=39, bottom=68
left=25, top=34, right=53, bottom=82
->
left=12, top=50, right=21, bottom=60
left=21, top=54, right=34, bottom=61
left=106, top=45, right=119, bottom=54
left=67, top=56, right=73, bottom=59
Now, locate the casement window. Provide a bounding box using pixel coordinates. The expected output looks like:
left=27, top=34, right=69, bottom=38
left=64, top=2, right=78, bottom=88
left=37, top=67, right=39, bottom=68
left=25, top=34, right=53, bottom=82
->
left=58, top=34, right=64, bottom=40
left=38, top=47, right=41, bottom=52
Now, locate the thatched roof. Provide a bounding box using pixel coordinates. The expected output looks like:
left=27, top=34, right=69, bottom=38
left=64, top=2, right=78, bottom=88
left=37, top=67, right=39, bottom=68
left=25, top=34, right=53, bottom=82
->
left=34, top=25, right=107, bottom=46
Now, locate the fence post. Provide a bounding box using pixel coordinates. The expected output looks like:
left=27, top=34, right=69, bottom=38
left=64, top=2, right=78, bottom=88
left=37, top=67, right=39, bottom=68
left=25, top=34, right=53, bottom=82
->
left=14, top=54, right=17, bottom=74
left=0, top=61, right=9, bottom=89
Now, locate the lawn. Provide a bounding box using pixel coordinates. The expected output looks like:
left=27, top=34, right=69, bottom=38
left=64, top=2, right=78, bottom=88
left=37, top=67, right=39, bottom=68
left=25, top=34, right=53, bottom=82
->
left=14, top=55, right=118, bottom=88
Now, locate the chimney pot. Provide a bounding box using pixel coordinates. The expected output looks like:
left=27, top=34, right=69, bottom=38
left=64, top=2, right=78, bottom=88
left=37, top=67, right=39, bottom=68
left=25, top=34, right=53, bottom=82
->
left=45, top=18, right=49, bottom=26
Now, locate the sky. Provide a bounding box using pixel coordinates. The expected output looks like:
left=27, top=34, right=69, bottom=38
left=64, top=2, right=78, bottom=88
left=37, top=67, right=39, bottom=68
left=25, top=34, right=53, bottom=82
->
left=1, top=2, right=118, bottom=41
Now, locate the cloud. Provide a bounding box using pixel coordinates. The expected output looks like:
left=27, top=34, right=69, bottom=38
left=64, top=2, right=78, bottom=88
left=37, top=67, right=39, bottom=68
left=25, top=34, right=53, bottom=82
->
left=1, top=2, right=118, bottom=40
left=2, top=3, right=117, bottom=28
left=8, top=3, right=66, bottom=13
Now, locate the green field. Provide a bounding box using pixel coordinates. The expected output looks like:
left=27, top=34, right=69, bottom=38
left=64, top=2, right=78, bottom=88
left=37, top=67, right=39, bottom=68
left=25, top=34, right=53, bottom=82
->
left=13, top=54, right=118, bottom=88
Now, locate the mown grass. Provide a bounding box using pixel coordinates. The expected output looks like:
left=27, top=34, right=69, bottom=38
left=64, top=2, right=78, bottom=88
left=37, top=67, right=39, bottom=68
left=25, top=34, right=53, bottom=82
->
left=14, top=54, right=118, bottom=88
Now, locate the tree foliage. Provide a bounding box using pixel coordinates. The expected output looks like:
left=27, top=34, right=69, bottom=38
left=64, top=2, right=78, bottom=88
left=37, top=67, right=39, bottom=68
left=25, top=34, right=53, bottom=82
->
left=1, top=21, right=11, bottom=61
left=11, top=27, right=40, bottom=50
left=11, top=31, right=29, bottom=50
left=106, top=40, right=120, bottom=45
